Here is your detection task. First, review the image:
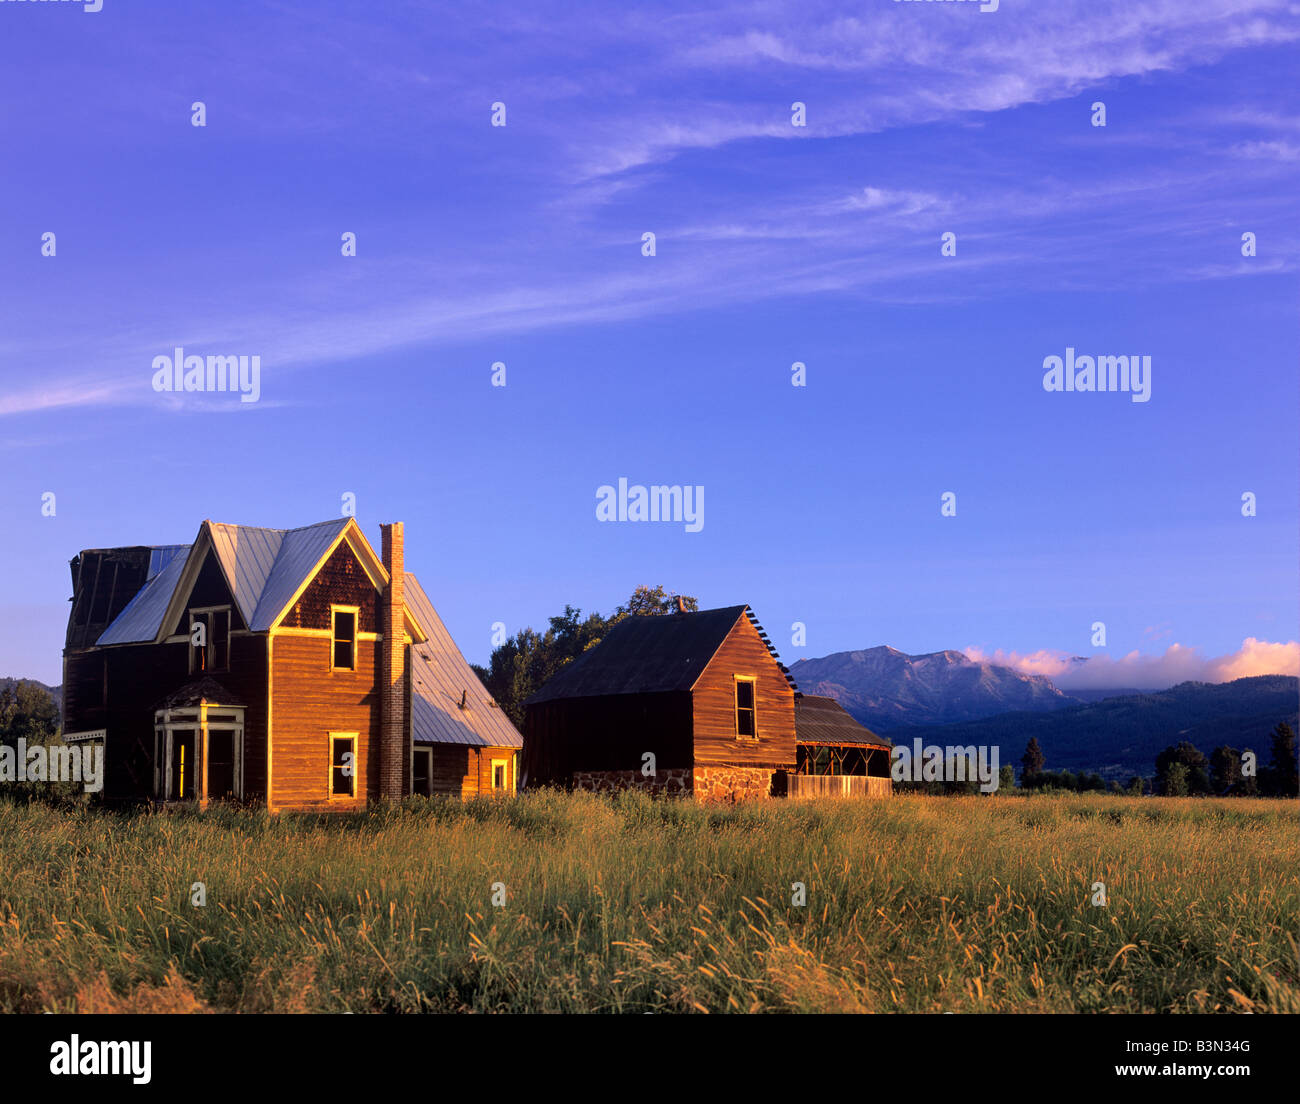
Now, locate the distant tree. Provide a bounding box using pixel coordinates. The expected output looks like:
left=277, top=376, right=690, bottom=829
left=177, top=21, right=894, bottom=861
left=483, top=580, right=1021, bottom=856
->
left=1126, top=776, right=1146, bottom=797
left=1209, top=745, right=1245, bottom=795
left=1155, top=742, right=1211, bottom=795
left=1082, top=772, right=1105, bottom=792
left=0, top=680, right=60, bottom=746
left=1163, top=761, right=1190, bottom=797
left=1262, top=721, right=1298, bottom=797
left=1021, top=737, right=1045, bottom=783
left=472, top=586, right=698, bottom=728
left=998, top=764, right=1015, bottom=793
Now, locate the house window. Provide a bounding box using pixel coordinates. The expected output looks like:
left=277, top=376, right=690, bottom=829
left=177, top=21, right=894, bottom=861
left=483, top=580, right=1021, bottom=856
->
left=332, top=607, right=357, bottom=671
left=330, top=734, right=357, bottom=798
left=492, top=759, right=507, bottom=792
left=187, top=608, right=231, bottom=673
left=735, top=677, right=757, bottom=737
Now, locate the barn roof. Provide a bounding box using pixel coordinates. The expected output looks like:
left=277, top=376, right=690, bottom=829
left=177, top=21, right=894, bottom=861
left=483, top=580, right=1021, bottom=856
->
left=794, top=694, right=891, bottom=748
left=406, top=575, right=523, bottom=748
left=524, top=605, right=756, bottom=704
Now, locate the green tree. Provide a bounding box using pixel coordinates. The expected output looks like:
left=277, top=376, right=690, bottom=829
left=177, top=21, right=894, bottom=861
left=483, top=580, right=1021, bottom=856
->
left=998, top=763, right=1015, bottom=793
left=1163, top=761, right=1189, bottom=797
left=1209, top=745, right=1244, bottom=795
left=1021, top=737, right=1045, bottom=784
left=1262, top=721, right=1298, bottom=797
left=1155, top=742, right=1211, bottom=795
left=0, top=680, right=60, bottom=746
left=472, top=586, right=698, bottom=729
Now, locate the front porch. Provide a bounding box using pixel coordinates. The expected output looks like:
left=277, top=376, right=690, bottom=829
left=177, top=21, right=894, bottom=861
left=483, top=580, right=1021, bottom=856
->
left=152, top=678, right=246, bottom=806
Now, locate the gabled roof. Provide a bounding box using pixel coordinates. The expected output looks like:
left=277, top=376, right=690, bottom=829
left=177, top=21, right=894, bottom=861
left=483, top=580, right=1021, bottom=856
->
left=95, top=518, right=424, bottom=646
left=406, top=575, right=523, bottom=748
left=524, top=605, right=753, bottom=705
left=794, top=694, right=891, bottom=748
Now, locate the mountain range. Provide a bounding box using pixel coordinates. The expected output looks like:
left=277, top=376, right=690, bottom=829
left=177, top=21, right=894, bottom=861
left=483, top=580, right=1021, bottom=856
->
left=788, top=646, right=1082, bottom=731
left=787, top=647, right=1296, bottom=780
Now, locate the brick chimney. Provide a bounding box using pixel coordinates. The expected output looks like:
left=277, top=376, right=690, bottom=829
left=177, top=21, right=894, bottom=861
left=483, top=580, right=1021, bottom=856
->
left=379, top=522, right=407, bottom=800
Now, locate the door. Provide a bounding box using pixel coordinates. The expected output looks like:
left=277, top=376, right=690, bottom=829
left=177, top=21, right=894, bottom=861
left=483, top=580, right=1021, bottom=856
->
left=170, top=729, right=196, bottom=800
left=207, top=729, right=236, bottom=800
left=413, top=748, right=432, bottom=796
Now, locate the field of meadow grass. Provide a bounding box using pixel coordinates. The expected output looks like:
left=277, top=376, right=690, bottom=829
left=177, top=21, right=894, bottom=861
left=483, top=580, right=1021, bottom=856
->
left=0, top=790, right=1296, bottom=1014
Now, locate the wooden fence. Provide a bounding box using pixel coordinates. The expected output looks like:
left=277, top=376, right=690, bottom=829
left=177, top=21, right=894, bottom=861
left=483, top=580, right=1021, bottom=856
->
left=787, top=774, right=892, bottom=798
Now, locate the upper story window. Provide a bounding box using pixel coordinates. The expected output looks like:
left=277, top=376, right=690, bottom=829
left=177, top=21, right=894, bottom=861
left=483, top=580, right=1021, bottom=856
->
left=332, top=606, right=357, bottom=671
left=187, top=607, right=230, bottom=673
left=735, top=677, right=757, bottom=738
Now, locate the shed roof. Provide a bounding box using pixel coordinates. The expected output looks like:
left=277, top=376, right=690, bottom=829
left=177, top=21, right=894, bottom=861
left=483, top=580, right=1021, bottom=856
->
left=406, top=575, right=523, bottom=748
left=523, top=605, right=753, bottom=705
left=794, top=694, right=891, bottom=748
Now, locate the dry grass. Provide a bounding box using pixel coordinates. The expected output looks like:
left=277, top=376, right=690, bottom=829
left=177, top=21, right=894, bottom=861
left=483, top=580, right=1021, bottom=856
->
left=0, top=791, right=1295, bottom=1013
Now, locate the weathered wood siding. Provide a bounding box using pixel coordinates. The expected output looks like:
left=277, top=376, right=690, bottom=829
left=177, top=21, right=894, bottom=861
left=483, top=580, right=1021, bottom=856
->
left=62, top=633, right=268, bottom=802
left=424, top=744, right=518, bottom=798
left=691, top=617, right=796, bottom=770
left=522, top=692, right=693, bottom=788
left=269, top=634, right=381, bottom=810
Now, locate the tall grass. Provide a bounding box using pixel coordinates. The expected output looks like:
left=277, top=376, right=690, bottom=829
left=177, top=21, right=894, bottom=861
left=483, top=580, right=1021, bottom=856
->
left=0, top=791, right=1295, bottom=1013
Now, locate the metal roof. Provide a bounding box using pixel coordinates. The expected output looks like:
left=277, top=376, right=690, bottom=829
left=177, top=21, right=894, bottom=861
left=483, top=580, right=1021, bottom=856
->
left=95, top=544, right=195, bottom=646
left=794, top=694, right=891, bottom=748
left=96, top=519, right=354, bottom=645
left=406, top=574, right=523, bottom=748
left=240, top=520, right=350, bottom=631
left=147, top=545, right=189, bottom=581
left=523, top=605, right=750, bottom=705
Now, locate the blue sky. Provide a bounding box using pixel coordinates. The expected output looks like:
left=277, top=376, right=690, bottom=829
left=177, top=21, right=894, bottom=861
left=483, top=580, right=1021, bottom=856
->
left=2, top=0, right=1297, bottom=688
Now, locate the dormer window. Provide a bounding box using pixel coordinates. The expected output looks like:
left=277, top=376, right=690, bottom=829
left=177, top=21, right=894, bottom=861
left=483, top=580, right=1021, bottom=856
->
left=332, top=606, right=357, bottom=671
left=187, top=608, right=230, bottom=673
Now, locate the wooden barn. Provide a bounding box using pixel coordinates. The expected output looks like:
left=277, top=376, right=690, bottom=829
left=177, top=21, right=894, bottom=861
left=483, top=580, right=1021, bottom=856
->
left=523, top=605, right=895, bottom=802
left=788, top=694, right=893, bottom=798
left=60, top=519, right=521, bottom=810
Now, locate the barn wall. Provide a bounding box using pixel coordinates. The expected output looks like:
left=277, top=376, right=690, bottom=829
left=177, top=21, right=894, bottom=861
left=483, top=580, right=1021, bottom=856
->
left=691, top=616, right=796, bottom=772
left=522, top=692, right=692, bottom=789
left=269, top=634, right=381, bottom=811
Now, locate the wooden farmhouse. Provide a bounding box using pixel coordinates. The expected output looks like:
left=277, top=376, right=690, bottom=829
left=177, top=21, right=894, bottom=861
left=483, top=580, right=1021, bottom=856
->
left=522, top=605, right=892, bottom=802
left=60, top=519, right=522, bottom=810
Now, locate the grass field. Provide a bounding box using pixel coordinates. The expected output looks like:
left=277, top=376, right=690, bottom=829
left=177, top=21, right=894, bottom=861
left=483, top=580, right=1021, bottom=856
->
left=0, top=791, right=1295, bottom=1013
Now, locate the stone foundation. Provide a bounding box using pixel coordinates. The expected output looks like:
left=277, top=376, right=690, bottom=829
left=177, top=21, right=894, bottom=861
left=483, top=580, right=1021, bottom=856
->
left=692, top=765, right=776, bottom=804
left=573, top=768, right=692, bottom=796
left=571, top=766, right=777, bottom=802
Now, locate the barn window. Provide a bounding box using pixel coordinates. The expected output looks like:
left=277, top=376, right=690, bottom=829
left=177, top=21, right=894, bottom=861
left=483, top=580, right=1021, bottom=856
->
left=735, top=677, right=757, bottom=737
left=332, top=607, right=357, bottom=671
left=330, top=734, right=357, bottom=797
left=492, top=759, right=508, bottom=791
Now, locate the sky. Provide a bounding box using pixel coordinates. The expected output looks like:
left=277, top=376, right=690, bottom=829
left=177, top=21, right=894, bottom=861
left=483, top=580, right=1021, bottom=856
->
left=1, top=0, right=1297, bottom=689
